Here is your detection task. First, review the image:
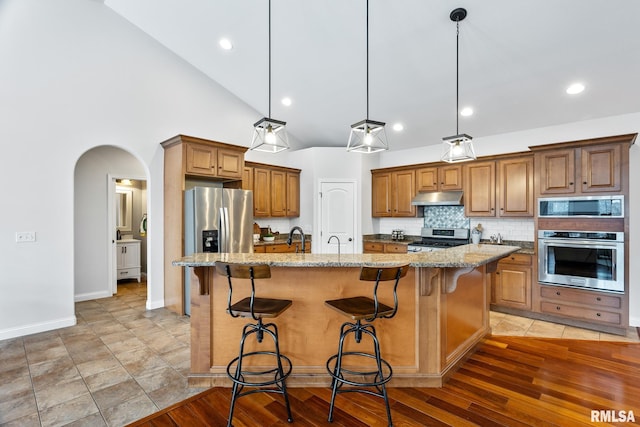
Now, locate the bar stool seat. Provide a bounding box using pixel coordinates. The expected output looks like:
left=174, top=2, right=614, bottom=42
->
left=216, top=262, right=293, bottom=427
left=325, top=264, right=409, bottom=427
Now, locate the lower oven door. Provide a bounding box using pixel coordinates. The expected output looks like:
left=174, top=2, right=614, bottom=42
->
left=538, top=239, right=624, bottom=293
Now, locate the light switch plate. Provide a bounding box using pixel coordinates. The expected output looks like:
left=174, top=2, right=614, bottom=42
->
left=16, top=231, right=36, bottom=243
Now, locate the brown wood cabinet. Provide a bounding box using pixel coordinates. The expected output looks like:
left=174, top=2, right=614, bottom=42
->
left=362, top=241, right=408, bottom=254
left=161, top=135, right=247, bottom=315
left=538, top=285, right=624, bottom=328
left=534, top=142, right=623, bottom=196
left=244, top=162, right=301, bottom=218
left=185, top=141, right=244, bottom=179
left=254, top=243, right=298, bottom=253
left=492, top=253, right=532, bottom=310
left=371, top=169, right=416, bottom=217
left=464, top=161, right=496, bottom=217
left=465, top=156, right=534, bottom=217
left=416, top=165, right=463, bottom=192
left=497, top=157, right=534, bottom=217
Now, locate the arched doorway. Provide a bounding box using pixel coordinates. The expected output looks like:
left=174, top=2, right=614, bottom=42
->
left=74, top=145, right=149, bottom=303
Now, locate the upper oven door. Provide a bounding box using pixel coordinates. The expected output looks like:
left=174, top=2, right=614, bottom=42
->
left=538, top=238, right=624, bottom=293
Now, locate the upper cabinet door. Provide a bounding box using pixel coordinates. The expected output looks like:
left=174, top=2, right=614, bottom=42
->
left=464, top=161, right=496, bottom=217
left=270, top=170, right=287, bottom=217
left=392, top=170, right=416, bottom=217
left=286, top=172, right=300, bottom=217
left=537, top=149, right=576, bottom=195
left=253, top=168, right=271, bottom=217
left=216, top=148, right=243, bottom=179
left=185, top=142, right=217, bottom=176
left=416, top=167, right=438, bottom=192
left=438, top=165, right=463, bottom=191
left=498, top=157, right=534, bottom=217
left=372, top=172, right=392, bottom=217
left=581, top=144, right=621, bottom=193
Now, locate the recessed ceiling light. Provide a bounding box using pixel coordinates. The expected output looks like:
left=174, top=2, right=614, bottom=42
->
left=460, top=107, right=474, bottom=117
left=219, top=38, right=233, bottom=51
left=281, top=97, right=292, bottom=106
left=566, top=83, right=585, bottom=95
left=392, top=123, right=404, bottom=132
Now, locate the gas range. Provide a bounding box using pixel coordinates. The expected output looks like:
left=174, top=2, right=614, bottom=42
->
left=407, top=228, right=470, bottom=253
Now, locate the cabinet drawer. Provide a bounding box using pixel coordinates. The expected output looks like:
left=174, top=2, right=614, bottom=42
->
left=363, top=242, right=384, bottom=253
left=253, top=246, right=266, bottom=253
left=265, top=244, right=297, bottom=253
left=540, top=302, right=621, bottom=325
left=384, top=243, right=408, bottom=254
left=540, top=286, right=622, bottom=309
left=118, top=268, right=140, bottom=279
left=498, top=253, right=531, bottom=266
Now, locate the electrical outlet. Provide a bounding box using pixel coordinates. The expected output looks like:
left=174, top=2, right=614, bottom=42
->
left=16, top=231, right=36, bottom=243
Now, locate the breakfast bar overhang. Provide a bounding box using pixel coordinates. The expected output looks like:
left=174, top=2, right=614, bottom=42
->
left=173, top=244, right=519, bottom=388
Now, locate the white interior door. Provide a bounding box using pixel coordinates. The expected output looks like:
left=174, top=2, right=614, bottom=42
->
left=319, top=181, right=357, bottom=254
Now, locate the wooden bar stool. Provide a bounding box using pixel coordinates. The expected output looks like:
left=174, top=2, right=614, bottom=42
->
left=324, top=264, right=409, bottom=427
left=216, top=262, right=293, bottom=427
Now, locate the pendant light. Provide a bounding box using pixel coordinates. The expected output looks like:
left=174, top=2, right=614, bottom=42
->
left=347, top=0, right=389, bottom=153
left=441, top=7, right=476, bottom=163
left=250, top=0, right=290, bottom=153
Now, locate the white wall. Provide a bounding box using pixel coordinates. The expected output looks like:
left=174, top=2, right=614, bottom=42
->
left=0, top=0, right=277, bottom=340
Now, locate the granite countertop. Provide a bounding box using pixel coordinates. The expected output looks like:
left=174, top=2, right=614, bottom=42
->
left=173, top=243, right=520, bottom=268
left=362, top=235, right=535, bottom=255
left=253, top=236, right=311, bottom=247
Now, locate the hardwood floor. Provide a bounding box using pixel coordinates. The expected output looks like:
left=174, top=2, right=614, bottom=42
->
left=127, top=336, right=640, bottom=426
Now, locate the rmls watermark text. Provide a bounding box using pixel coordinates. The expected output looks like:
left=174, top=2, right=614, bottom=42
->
left=591, top=410, right=635, bottom=423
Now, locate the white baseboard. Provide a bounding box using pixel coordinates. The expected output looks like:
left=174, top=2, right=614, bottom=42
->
left=146, top=298, right=165, bottom=310
left=0, top=316, right=77, bottom=341
left=74, top=291, right=112, bottom=302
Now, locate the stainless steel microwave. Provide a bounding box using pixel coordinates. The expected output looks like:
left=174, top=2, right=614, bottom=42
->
left=538, top=195, right=623, bottom=218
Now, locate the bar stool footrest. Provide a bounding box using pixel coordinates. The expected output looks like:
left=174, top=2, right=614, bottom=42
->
left=326, top=351, right=393, bottom=387
left=227, top=351, right=293, bottom=387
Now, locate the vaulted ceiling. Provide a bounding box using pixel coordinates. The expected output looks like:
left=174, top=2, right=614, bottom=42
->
left=105, top=0, right=640, bottom=152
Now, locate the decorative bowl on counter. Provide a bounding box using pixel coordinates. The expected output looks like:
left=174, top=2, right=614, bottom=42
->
left=263, top=236, right=275, bottom=242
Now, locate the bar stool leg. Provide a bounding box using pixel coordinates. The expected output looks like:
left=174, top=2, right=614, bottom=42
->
left=227, top=320, right=293, bottom=426
left=272, top=323, right=293, bottom=423
left=328, top=324, right=350, bottom=422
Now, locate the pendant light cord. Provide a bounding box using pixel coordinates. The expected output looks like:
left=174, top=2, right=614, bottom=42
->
left=268, top=0, right=272, bottom=118
left=366, top=0, right=369, bottom=120
left=455, top=18, right=459, bottom=135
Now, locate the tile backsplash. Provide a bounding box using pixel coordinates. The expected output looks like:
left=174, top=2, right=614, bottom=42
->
left=377, top=214, right=535, bottom=242
left=423, top=206, right=469, bottom=229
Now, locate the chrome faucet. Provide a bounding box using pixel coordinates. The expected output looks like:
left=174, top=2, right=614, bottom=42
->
left=327, top=235, right=341, bottom=257
left=286, top=226, right=307, bottom=253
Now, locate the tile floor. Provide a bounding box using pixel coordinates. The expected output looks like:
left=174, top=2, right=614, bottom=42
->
left=1, top=282, right=638, bottom=426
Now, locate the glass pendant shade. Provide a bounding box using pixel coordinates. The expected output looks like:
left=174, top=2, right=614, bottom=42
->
left=251, top=117, right=290, bottom=153
left=347, top=119, right=389, bottom=153
left=441, top=133, right=476, bottom=163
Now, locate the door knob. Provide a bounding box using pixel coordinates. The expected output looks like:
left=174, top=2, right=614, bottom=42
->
left=348, top=238, right=353, bottom=242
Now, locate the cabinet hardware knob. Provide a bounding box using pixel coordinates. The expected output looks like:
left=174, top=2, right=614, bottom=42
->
left=556, top=291, right=561, bottom=296
left=596, top=313, right=601, bottom=317
left=596, top=297, right=601, bottom=301
left=569, top=182, right=574, bottom=185
left=556, top=306, right=561, bottom=310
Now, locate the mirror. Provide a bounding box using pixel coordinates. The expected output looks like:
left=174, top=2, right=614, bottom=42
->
left=116, top=188, right=133, bottom=233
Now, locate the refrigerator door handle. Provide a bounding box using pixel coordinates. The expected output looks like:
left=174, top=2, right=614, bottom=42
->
left=220, top=207, right=231, bottom=253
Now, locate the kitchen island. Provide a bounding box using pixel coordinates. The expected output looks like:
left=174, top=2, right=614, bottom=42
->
left=173, top=244, right=519, bottom=388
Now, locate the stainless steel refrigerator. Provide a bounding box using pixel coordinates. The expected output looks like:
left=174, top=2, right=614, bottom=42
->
left=184, top=186, right=253, bottom=314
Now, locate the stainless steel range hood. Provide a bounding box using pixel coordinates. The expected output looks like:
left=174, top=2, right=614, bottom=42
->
left=411, top=191, right=464, bottom=206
